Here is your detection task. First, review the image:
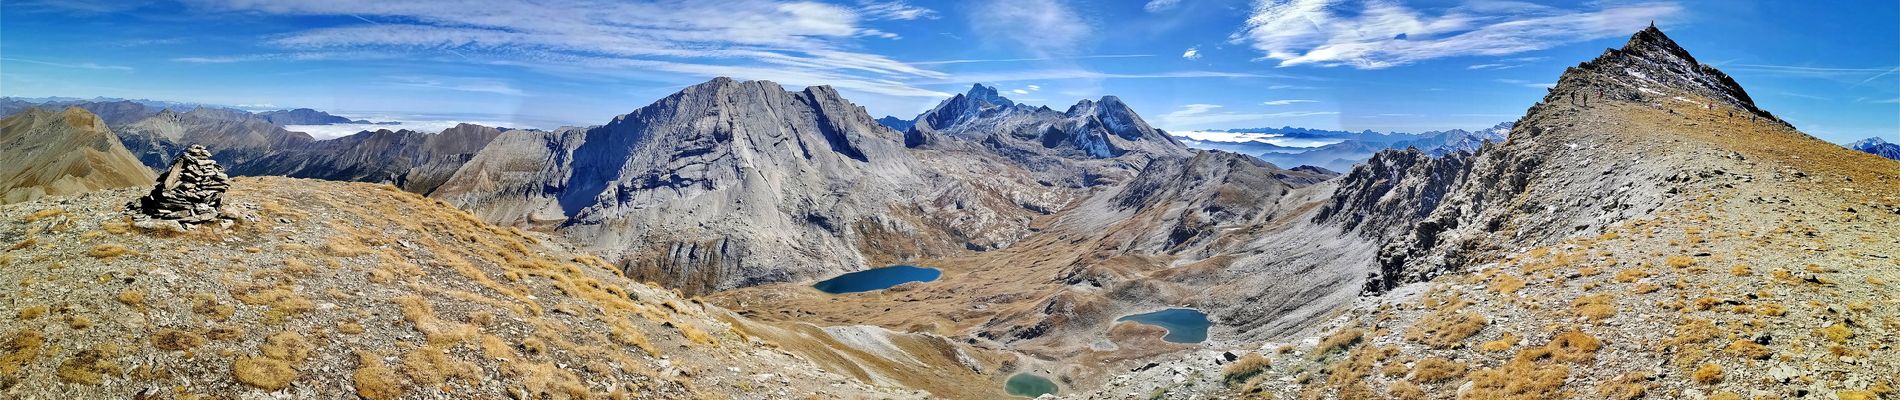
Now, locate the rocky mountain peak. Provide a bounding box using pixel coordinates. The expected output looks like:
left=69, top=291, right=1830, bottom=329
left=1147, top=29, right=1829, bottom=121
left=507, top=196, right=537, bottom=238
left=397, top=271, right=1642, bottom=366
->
left=964, top=83, right=1016, bottom=108
left=1566, top=25, right=1779, bottom=123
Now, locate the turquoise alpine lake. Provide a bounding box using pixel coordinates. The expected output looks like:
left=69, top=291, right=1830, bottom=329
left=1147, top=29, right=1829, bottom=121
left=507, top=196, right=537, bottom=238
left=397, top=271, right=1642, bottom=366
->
left=1005, top=373, right=1059, bottom=398
left=1116, top=308, right=1211, bottom=343
left=811, top=265, right=941, bottom=294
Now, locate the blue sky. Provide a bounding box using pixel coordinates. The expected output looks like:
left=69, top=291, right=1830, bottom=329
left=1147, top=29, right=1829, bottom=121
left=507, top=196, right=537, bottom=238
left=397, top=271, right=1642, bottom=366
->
left=2, top=0, right=1895, bottom=143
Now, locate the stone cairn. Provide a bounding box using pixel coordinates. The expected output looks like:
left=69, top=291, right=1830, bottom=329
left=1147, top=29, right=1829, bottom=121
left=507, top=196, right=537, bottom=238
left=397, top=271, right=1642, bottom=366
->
left=135, top=144, right=231, bottom=224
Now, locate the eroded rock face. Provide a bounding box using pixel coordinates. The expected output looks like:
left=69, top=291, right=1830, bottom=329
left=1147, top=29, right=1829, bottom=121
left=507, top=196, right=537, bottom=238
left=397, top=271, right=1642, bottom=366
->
left=135, top=144, right=231, bottom=224
left=435, top=78, right=1059, bottom=294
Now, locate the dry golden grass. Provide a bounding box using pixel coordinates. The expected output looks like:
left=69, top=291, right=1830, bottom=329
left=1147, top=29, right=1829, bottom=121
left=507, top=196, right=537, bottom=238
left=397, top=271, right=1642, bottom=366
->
left=115, top=290, right=146, bottom=308
left=1222, top=353, right=1270, bottom=386
left=401, top=347, right=475, bottom=386
left=337, top=321, right=366, bottom=335
left=85, top=244, right=133, bottom=258
left=1408, top=357, right=1465, bottom=383
left=1479, top=333, right=1519, bottom=353
left=1388, top=380, right=1425, bottom=400
left=352, top=351, right=405, bottom=400
left=1691, top=363, right=1723, bottom=384
left=16, top=306, right=46, bottom=320
left=1489, top=275, right=1526, bottom=294
left=1722, top=339, right=1771, bottom=360
left=1818, top=323, right=1853, bottom=343
left=1313, top=328, right=1364, bottom=359
left=2, top=331, right=46, bottom=385
left=1572, top=294, right=1616, bottom=321
left=56, top=345, right=121, bottom=385
left=233, top=356, right=296, bottom=390
left=1597, top=371, right=1652, bottom=400
left=152, top=328, right=206, bottom=351
left=22, top=208, right=65, bottom=223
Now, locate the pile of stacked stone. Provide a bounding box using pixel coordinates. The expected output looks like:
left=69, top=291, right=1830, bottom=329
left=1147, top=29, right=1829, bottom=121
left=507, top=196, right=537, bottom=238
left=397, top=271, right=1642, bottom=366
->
left=135, top=144, right=231, bottom=224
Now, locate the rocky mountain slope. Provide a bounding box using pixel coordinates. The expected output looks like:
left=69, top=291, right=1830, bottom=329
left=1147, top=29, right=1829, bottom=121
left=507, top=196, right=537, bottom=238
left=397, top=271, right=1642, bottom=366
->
left=434, top=78, right=1069, bottom=295
left=0, top=176, right=1031, bottom=399
left=116, top=108, right=317, bottom=171
left=228, top=123, right=503, bottom=194
left=0, top=108, right=155, bottom=204
left=1851, top=137, right=1900, bottom=161
left=1077, top=25, right=1900, bottom=400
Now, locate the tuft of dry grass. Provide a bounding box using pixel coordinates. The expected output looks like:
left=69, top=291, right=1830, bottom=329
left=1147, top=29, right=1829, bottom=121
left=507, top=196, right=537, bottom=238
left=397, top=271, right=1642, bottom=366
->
left=16, top=306, right=47, bottom=320
left=1313, top=328, right=1364, bottom=359
left=1691, top=363, right=1723, bottom=384
left=152, top=328, right=206, bottom=351
left=1221, top=353, right=1270, bottom=386
left=56, top=345, right=121, bottom=385
left=115, top=290, right=146, bottom=308
left=1665, top=255, right=1695, bottom=268
left=233, top=356, right=297, bottom=390
left=1408, top=357, right=1465, bottom=383
left=353, top=351, right=405, bottom=400
left=1572, top=294, right=1616, bottom=321
left=1722, top=339, right=1771, bottom=360
left=1597, top=372, right=1652, bottom=400
left=1818, top=323, right=1853, bottom=343
left=85, top=244, right=133, bottom=258
left=2, top=331, right=46, bottom=385
left=22, top=208, right=66, bottom=223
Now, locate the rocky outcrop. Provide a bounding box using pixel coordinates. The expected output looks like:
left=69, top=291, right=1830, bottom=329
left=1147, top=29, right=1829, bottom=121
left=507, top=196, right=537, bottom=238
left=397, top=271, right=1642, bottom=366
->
left=906, top=84, right=1192, bottom=187
left=226, top=123, right=503, bottom=194
left=134, top=144, right=231, bottom=224
left=0, top=107, right=156, bottom=204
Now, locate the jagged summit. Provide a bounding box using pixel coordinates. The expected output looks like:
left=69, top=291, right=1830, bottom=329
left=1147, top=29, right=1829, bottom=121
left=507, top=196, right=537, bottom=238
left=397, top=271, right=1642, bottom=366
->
left=1562, top=25, right=1784, bottom=124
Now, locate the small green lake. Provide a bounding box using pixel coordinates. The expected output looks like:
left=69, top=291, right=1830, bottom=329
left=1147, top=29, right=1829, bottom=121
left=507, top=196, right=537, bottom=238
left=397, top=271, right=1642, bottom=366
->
left=1005, top=373, right=1059, bottom=398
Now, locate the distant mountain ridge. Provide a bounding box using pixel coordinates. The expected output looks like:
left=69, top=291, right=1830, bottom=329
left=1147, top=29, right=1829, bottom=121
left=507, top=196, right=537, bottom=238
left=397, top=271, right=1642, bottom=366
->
left=1180, top=122, right=1510, bottom=171
left=255, top=108, right=394, bottom=126
left=1852, top=137, right=1900, bottom=161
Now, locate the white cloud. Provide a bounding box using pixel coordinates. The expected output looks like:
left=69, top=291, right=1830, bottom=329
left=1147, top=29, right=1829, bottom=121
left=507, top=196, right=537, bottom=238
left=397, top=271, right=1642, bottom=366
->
left=1145, top=0, right=1183, bottom=12
left=1261, top=99, right=1316, bottom=105
left=1182, top=47, right=1201, bottom=60
left=180, top=0, right=949, bottom=98
left=388, top=76, right=525, bottom=96
left=1232, top=0, right=1682, bottom=69
left=1011, top=89, right=1030, bottom=94
left=858, top=0, right=937, bottom=20
left=909, top=54, right=1153, bottom=65
left=970, top=0, right=1090, bottom=56
left=1026, top=84, right=1042, bottom=90
left=1173, top=130, right=1342, bottom=147
left=1158, top=103, right=1338, bottom=129
left=1495, top=78, right=1554, bottom=89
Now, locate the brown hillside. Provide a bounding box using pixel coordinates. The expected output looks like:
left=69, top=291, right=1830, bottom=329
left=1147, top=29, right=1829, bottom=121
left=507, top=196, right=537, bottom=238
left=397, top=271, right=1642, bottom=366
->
left=0, top=107, right=155, bottom=204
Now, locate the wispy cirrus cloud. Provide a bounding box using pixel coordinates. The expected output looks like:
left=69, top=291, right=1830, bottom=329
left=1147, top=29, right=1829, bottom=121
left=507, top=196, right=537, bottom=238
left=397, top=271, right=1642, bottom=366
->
left=970, top=0, right=1090, bottom=56
left=1158, top=103, right=1338, bottom=129
left=387, top=76, right=524, bottom=96
left=1182, top=47, right=1202, bottom=60
left=1145, top=0, right=1183, bottom=12
left=1, top=57, right=134, bottom=71
left=1232, top=0, right=1681, bottom=69
left=1496, top=78, right=1554, bottom=89
left=174, top=0, right=945, bottom=97
left=1262, top=99, right=1316, bottom=105
left=858, top=0, right=937, bottom=20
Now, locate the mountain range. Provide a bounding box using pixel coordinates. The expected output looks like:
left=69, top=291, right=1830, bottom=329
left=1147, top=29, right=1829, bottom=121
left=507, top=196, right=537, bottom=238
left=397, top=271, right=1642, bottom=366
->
left=0, top=25, right=1896, bottom=400
left=1852, top=136, right=1900, bottom=160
